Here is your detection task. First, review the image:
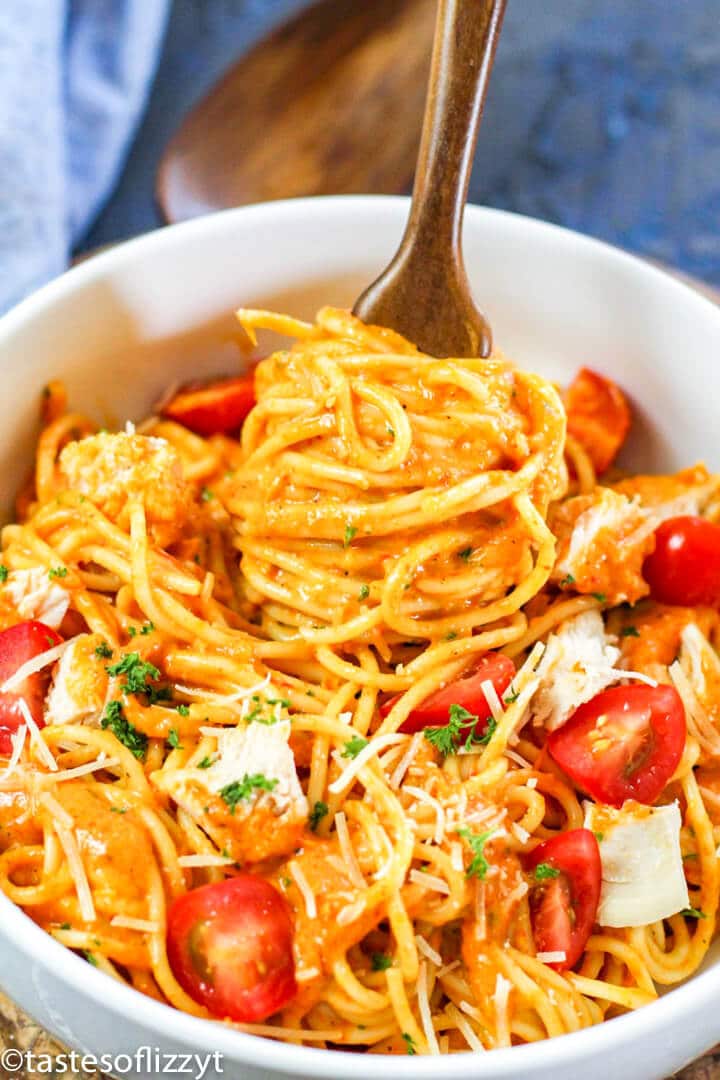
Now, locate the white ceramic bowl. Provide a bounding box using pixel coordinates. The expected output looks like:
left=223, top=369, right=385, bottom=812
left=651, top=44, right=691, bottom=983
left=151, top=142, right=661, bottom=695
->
left=1, top=196, right=719, bottom=1080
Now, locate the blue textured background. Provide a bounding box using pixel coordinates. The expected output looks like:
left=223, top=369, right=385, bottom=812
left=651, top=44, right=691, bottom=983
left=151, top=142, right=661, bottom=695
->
left=84, top=0, right=720, bottom=286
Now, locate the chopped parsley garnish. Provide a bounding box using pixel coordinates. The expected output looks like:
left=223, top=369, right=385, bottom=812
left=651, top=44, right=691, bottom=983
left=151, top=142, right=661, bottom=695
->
left=401, top=1033, right=417, bottom=1055
left=683, top=852, right=698, bottom=862
left=59, top=922, right=71, bottom=930
left=559, top=573, right=576, bottom=588
left=106, top=651, right=169, bottom=703
left=534, top=862, right=560, bottom=881
left=128, top=626, right=137, bottom=637
left=343, top=524, right=357, bottom=547
left=200, top=487, right=214, bottom=502
left=109, top=806, right=127, bottom=814
left=197, top=756, right=214, bottom=769
left=386, top=425, right=395, bottom=437
left=620, top=625, right=640, bottom=638
left=48, top=566, right=68, bottom=579
left=594, top=831, right=605, bottom=842
left=167, top=727, right=182, bottom=749
left=94, top=641, right=113, bottom=660
left=176, top=704, right=190, bottom=717
left=457, top=826, right=495, bottom=880
left=82, top=951, right=98, bottom=966
left=444, top=630, right=458, bottom=641
left=266, top=696, right=291, bottom=708
left=458, top=547, right=473, bottom=561
left=504, top=687, right=520, bottom=704
left=424, top=703, right=494, bottom=757
left=140, top=621, right=155, bottom=635
left=309, top=800, right=328, bottom=831
left=0, top=565, right=8, bottom=583
left=592, top=592, right=607, bottom=603
left=220, top=774, right=278, bottom=814
left=358, top=584, right=370, bottom=601
left=681, top=906, right=707, bottom=919
left=342, top=735, right=368, bottom=759
left=100, top=700, right=148, bottom=760
left=371, top=952, right=393, bottom=971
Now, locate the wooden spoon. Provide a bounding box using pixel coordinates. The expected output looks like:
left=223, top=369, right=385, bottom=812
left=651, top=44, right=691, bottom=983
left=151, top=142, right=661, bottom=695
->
left=354, top=0, right=506, bottom=358
left=157, top=0, right=436, bottom=222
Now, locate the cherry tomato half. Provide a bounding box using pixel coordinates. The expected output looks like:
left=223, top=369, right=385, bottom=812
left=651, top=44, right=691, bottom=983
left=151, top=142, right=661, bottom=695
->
left=547, top=684, right=686, bottom=807
left=161, top=374, right=256, bottom=436
left=643, top=515, right=720, bottom=608
left=525, top=829, right=601, bottom=970
left=0, top=621, right=63, bottom=755
left=380, top=653, right=516, bottom=737
left=166, top=875, right=296, bottom=1022
left=564, top=367, right=631, bottom=475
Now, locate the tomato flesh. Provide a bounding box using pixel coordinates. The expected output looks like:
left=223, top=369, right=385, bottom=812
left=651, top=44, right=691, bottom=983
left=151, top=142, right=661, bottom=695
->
left=547, top=684, right=685, bottom=807
left=525, top=829, right=601, bottom=970
left=161, top=374, right=256, bottom=436
left=643, top=515, right=720, bottom=607
left=166, top=875, right=296, bottom=1022
left=0, top=621, right=63, bottom=754
left=381, top=653, right=516, bottom=737
left=564, top=367, right=631, bottom=475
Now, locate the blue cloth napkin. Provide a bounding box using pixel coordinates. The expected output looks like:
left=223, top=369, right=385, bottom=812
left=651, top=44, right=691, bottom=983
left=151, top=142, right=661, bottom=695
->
left=0, top=0, right=170, bottom=314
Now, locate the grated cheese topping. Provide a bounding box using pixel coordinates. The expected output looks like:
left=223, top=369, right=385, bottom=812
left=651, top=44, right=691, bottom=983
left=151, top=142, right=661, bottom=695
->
left=289, top=861, right=317, bottom=919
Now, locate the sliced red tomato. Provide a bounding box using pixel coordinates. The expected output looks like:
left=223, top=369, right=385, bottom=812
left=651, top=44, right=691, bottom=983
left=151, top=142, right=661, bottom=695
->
left=564, top=367, right=631, bottom=474
left=547, top=684, right=685, bottom=807
left=380, top=653, right=516, bottom=737
left=161, top=374, right=256, bottom=436
left=525, top=829, right=601, bottom=970
left=0, top=620, right=63, bottom=755
left=643, top=515, right=720, bottom=608
left=166, top=876, right=296, bottom=1022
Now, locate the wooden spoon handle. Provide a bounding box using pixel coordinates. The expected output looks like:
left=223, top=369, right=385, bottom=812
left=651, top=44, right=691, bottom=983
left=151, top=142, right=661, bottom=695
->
left=410, top=0, right=506, bottom=252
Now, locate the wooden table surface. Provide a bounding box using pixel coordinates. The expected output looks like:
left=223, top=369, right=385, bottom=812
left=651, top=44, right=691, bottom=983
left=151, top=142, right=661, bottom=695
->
left=1, top=264, right=719, bottom=1078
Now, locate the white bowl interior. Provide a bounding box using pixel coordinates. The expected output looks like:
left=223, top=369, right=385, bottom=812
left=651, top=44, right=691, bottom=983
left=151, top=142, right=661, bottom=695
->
left=1, top=196, right=720, bottom=1080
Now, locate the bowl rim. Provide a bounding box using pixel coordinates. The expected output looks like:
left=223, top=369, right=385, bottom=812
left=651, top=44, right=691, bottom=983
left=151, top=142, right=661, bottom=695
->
left=1, top=194, right=719, bottom=1076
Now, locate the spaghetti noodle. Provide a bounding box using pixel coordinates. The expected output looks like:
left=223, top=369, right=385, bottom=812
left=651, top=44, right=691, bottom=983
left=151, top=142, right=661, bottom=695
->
left=0, top=306, right=718, bottom=1055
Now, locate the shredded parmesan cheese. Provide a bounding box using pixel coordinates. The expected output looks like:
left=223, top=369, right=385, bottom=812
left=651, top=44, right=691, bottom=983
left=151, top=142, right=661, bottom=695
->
left=296, top=967, right=321, bottom=982
left=404, top=785, right=445, bottom=844
left=450, top=841, right=463, bottom=872
left=409, top=869, right=450, bottom=895
left=328, top=733, right=405, bottom=795
left=2, top=724, right=27, bottom=780
left=504, top=748, right=533, bottom=769
left=110, top=915, right=160, bottom=933
left=480, top=678, right=505, bottom=723
left=54, top=823, right=95, bottom=923
left=510, top=822, right=530, bottom=844
left=1, top=636, right=77, bottom=694
left=494, top=973, right=512, bottom=1040
left=536, top=950, right=567, bottom=964
left=527, top=776, right=538, bottom=789
left=337, top=898, right=365, bottom=926
left=446, top=1004, right=485, bottom=1052
left=415, top=934, right=442, bottom=967
left=18, top=698, right=57, bottom=772
left=474, top=881, right=487, bottom=941
left=389, top=731, right=423, bottom=790
left=437, top=959, right=461, bottom=978
left=334, top=811, right=365, bottom=888
left=417, top=962, right=440, bottom=1054
left=289, top=861, right=317, bottom=919
left=177, top=854, right=235, bottom=868
left=459, top=999, right=484, bottom=1023
left=38, top=791, right=74, bottom=830
left=51, top=755, right=119, bottom=782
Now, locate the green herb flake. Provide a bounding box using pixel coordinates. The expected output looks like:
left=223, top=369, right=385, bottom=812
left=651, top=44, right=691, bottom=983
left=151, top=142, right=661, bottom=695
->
left=457, top=826, right=495, bottom=880
left=592, top=592, right=607, bottom=603
left=106, top=651, right=165, bottom=700
left=402, top=1033, right=417, bottom=1056
left=176, top=704, right=190, bottom=717
left=341, top=735, right=369, bottom=759
left=140, top=621, right=155, bottom=635
left=48, top=566, right=68, bottom=580
left=620, top=625, right=640, bottom=638
left=444, top=630, right=458, bottom=641
left=309, top=800, right=328, bottom=831
left=534, top=862, right=560, bottom=881
left=100, top=700, right=148, bottom=760
left=197, top=756, right=214, bottom=769
left=424, top=702, right=494, bottom=757
left=458, top=547, right=473, bottom=562
left=681, top=906, right=707, bottom=919
left=343, top=524, right=357, bottom=547
left=220, top=774, right=278, bottom=814
left=371, top=952, right=393, bottom=971
left=200, top=487, right=214, bottom=502
left=594, top=831, right=605, bottom=843
left=0, top=565, right=8, bottom=583
left=94, top=641, right=113, bottom=660
left=559, top=573, right=576, bottom=588
left=59, top=922, right=71, bottom=931
left=358, top=584, right=370, bottom=601
left=82, top=951, right=98, bottom=966
left=167, top=727, right=182, bottom=750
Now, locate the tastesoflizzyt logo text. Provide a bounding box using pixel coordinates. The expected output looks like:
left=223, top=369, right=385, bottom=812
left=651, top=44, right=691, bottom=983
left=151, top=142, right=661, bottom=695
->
left=0, top=1045, right=224, bottom=1077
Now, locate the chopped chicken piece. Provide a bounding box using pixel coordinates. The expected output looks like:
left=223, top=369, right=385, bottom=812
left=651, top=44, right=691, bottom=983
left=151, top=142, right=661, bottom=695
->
left=617, top=604, right=719, bottom=684
left=45, top=633, right=109, bottom=726
left=532, top=610, right=622, bottom=731
left=550, top=487, right=654, bottom=605
left=613, top=464, right=720, bottom=521
left=59, top=431, right=192, bottom=547
left=2, top=568, right=70, bottom=629
left=152, top=719, right=307, bottom=864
